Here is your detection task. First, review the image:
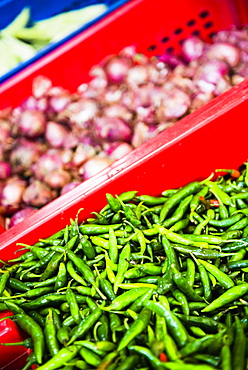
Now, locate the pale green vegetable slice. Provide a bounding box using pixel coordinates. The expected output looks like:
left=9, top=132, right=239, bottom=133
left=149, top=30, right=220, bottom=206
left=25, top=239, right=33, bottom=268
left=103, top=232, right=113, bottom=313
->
left=1, top=35, right=36, bottom=61
left=1, top=7, right=30, bottom=36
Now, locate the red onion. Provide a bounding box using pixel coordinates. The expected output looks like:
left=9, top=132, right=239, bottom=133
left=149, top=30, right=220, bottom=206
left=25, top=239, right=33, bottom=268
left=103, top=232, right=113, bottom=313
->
left=49, top=94, right=71, bottom=112
left=146, top=64, right=161, bottom=84
left=127, top=65, right=149, bottom=86
left=110, top=142, right=133, bottom=160
left=104, top=56, right=132, bottom=83
left=80, top=157, right=113, bottom=180
left=88, top=66, right=108, bottom=90
left=214, top=77, right=231, bottom=96
left=59, top=149, right=74, bottom=165
left=232, top=74, right=245, bottom=85
left=0, top=176, right=27, bottom=208
left=194, top=60, right=230, bottom=85
left=21, top=96, right=38, bottom=110
left=131, top=84, right=155, bottom=109
left=0, top=162, right=12, bottom=180
left=32, top=75, right=52, bottom=99
left=61, top=181, right=81, bottom=195
left=45, top=121, right=70, bottom=148
left=236, top=63, right=248, bottom=78
left=35, top=97, right=49, bottom=112
left=104, top=104, right=133, bottom=122
left=93, top=116, right=132, bottom=142
left=44, top=168, right=71, bottom=189
left=120, top=45, right=137, bottom=58
left=67, top=99, right=99, bottom=128
left=131, top=122, right=149, bottom=148
left=0, top=120, right=12, bottom=143
left=77, top=129, right=101, bottom=148
left=0, top=146, right=5, bottom=162
left=156, top=88, right=191, bottom=120
left=31, top=151, right=64, bottom=180
left=206, top=43, right=240, bottom=68
left=22, top=180, right=56, bottom=207
left=103, top=86, right=123, bottom=104
left=48, top=86, right=68, bottom=96
left=190, top=91, right=214, bottom=111
left=169, top=73, right=194, bottom=94
left=181, top=36, right=205, bottom=61
left=71, top=144, right=95, bottom=167
left=10, top=139, right=46, bottom=174
left=78, top=83, right=100, bottom=99
left=159, top=54, right=185, bottom=69
left=17, top=110, right=46, bottom=137
left=135, top=106, right=156, bottom=125
left=103, top=142, right=133, bottom=160
left=62, top=133, right=79, bottom=149
left=9, top=207, right=38, bottom=228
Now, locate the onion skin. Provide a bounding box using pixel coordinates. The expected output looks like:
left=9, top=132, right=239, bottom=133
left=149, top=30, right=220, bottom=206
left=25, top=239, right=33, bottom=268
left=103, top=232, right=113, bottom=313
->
left=80, top=157, right=113, bottom=180
left=194, top=60, right=230, bottom=85
left=32, top=75, right=52, bottom=99
left=0, top=176, right=27, bottom=208
left=45, top=121, right=70, bottom=148
left=17, top=110, right=47, bottom=138
left=31, top=151, right=64, bottom=181
left=71, top=144, right=95, bottom=167
left=0, top=120, right=12, bottom=143
left=0, top=162, right=12, bottom=180
left=104, top=56, right=131, bottom=83
left=44, top=169, right=71, bottom=189
left=9, top=207, right=38, bottom=228
left=49, top=94, right=71, bottom=113
left=93, top=117, right=132, bottom=142
left=10, top=139, right=46, bottom=174
left=104, top=142, right=133, bottom=160
left=61, top=181, right=81, bottom=195
left=156, top=88, right=191, bottom=120
left=181, top=36, right=205, bottom=61
left=67, top=99, right=99, bottom=128
left=22, top=180, right=56, bottom=207
left=206, top=42, right=240, bottom=68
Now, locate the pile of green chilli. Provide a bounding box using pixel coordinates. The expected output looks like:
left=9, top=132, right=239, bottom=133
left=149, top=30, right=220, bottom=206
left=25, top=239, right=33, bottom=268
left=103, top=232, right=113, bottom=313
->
left=1, top=165, right=248, bottom=370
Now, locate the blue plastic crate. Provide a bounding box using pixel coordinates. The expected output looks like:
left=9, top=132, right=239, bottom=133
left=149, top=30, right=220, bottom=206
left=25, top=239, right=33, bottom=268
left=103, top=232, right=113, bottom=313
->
left=0, top=0, right=129, bottom=83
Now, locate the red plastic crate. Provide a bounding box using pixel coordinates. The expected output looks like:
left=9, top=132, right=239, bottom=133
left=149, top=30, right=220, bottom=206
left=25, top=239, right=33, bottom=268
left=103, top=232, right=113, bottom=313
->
left=0, top=77, right=248, bottom=258
left=1, top=1, right=248, bottom=367
left=0, top=0, right=246, bottom=109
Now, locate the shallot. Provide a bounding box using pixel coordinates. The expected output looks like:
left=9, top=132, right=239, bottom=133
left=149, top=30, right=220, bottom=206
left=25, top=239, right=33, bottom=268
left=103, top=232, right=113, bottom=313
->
left=1, top=26, right=248, bottom=229
left=9, top=207, right=38, bottom=228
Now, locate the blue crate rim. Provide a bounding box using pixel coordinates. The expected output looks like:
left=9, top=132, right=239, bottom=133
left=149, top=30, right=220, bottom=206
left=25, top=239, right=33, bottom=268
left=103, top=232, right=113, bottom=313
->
left=0, top=0, right=129, bottom=84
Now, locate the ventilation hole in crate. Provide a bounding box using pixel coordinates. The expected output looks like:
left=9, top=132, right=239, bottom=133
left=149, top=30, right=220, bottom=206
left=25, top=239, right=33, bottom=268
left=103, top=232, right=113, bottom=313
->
left=179, top=38, right=186, bottom=45
left=199, top=10, right=209, bottom=18
left=204, top=21, right=213, bottom=29
left=209, top=31, right=217, bottom=39
left=166, top=46, right=175, bottom=53
left=148, top=45, right=157, bottom=51
left=174, top=28, right=183, bottom=35
left=161, top=36, right=170, bottom=43
left=187, top=19, right=196, bottom=27
left=192, top=30, right=200, bottom=36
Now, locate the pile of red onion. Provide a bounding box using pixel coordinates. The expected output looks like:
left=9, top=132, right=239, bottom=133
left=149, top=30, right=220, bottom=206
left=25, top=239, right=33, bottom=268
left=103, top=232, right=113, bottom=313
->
left=0, top=27, right=247, bottom=229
